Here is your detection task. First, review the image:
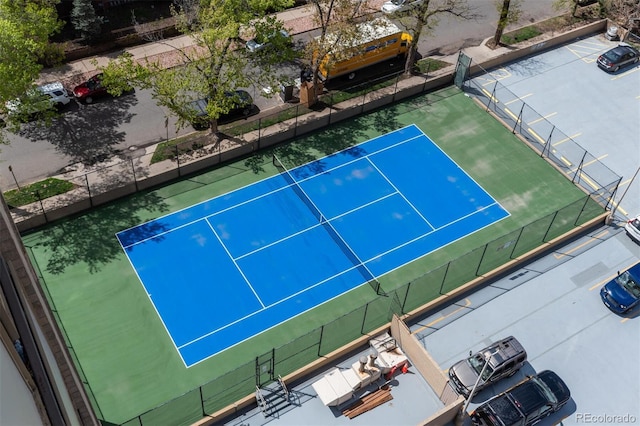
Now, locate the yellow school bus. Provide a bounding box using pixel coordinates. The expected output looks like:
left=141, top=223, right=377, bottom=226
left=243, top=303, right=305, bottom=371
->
left=316, top=18, right=413, bottom=81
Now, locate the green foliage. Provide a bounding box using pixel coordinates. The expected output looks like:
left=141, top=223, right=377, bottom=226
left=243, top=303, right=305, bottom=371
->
left=40, top=42, right=66, bottom=68
left=501, top=26, right=542, bottom=44
left=3, top=178, right=74, bottom=207
left=0, top=0, right=63, bottom=143
left=101, top=0, right=294, bottom=134
left=150, top=136, right=207, bottom=163
left=0, top=0, right=62, bottom=104
left=414, top=57, right=451, bottom=73
left=71, top=0, right=103, bottom=43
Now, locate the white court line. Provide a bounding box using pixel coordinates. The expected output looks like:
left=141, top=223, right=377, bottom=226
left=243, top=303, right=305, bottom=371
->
left=367, top=202, right=505, bottom=263
left=181, top=200, right=510, bottom=352
left=120, top=128, right=426, bottom=249
left=204, top=217, right=266, bottom=309
left=235, top=191, right=398, bottom=261
left=117, top=234, right=184, bottom=363
left=134, top=124, right=511, bottom=359
left=178, top=260, right=364, bottom=350
left=366, top=156, right=435, bottom=230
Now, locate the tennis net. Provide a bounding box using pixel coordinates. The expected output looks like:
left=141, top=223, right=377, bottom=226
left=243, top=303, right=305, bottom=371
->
left=273, top=154, right=384, bottom=295
left=273, top=154, right=325, bottom=223
left=321, top=220, right=383, bottom=295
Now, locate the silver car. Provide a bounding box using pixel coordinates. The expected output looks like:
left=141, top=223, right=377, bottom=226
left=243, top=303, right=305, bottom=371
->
left=448, top=336, right=527, bottom=398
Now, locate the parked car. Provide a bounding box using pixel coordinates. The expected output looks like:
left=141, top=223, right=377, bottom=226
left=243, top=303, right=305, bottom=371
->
left=187, top=90, right=253, bottom=130
left=381, top=0, right=423, bottom=14
left=449, top=336, right=527, bottom=398
left=5, top=82, right=72, bottom=121
left=73, top=73, right=109, bottom=104
left=596, top=43, right=640, bottom=72
left=471, top=370, right=571, bottom=426
left=246, top=29, right=290, bottom=53
left=624, top=215, right=640, bottom=244
left=600, top=262, right=640, bottom=314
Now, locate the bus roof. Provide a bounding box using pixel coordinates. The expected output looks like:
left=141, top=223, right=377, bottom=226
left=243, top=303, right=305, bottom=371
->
left=315, top=18, right=403, bottom=49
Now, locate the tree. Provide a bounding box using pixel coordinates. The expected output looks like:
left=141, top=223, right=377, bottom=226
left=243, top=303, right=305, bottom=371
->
left=100, top=0, right=295, bottom=138
left=393, top=0, right=477, bottom=76
left=0, top=0, right=63, bottom=142
left=492, top=0, right=522, bottom=47
left=70, top=0, right=103, bottom=43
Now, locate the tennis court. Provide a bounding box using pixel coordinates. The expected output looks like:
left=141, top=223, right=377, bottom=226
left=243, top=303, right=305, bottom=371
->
left=117, top=124, right=509, bottom=366
left=23, top=86, right=607, bottom=424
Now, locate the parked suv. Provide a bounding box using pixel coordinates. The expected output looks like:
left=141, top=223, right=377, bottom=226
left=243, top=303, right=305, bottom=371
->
left=5, top=82, right=72, bottom=120
left=471, top=370, right=571, bottom=426
left=449, top=336, right=527, bottom=398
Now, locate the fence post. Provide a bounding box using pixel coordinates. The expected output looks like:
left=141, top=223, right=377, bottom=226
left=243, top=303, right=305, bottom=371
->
left=131, top=157, right=139, bottom=192
left=513, top=103, right=525, bottom=134
left=317, top=324, right=325, bottom=356
left=542, top=210, right=559, bottom=242
left=200, top=386, right=205, bottom=417
left=510, top=227, right=525, bottom=259
left=393, top=72, right=400, bottom=102
left=85, top=174, right=93, bottom=207
left=571, top=151, right=588, bottom=184
left=175, top=145, right=181, bottom=177
left=361, top=302, right=369, bottom=335
left=35, top=190, right=48, bottom=224
left=401, top=282, right=410, bottom=313
left=475, top=243, right=489, bottom=276
left=575, top=194, right=593, bottom=227
left=439, top=261, right=451, bottom=294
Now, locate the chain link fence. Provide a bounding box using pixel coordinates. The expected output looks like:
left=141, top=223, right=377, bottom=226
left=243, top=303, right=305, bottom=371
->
left=459, top=59, right=621, bottom=208
left=26, top=191, right=604, bottom=426
left=9, top=70, right=453, bottom=230
left=17, top=59, right=618, bottom=424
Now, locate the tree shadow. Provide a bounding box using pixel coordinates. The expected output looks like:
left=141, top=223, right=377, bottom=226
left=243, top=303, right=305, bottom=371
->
left=243, top=100, right=405, bottom=175
left=15, top=92, right=138, bottom=165
left=30, top=190, right=170, bottom=275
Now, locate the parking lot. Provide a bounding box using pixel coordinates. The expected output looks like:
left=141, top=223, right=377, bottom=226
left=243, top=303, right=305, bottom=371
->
left=470, top=34, right=639, bottom=217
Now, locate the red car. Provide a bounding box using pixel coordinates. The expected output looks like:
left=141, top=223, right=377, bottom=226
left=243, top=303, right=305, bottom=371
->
left=72, top=73, right=108, bottom=104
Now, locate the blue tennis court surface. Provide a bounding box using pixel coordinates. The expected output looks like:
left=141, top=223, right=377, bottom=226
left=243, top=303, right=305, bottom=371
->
left=117, top=124, right=509, bottom=367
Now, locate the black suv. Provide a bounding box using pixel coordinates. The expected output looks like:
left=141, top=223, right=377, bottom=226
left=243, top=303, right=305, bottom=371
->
left=449, top=336, right=527, bottom=398
left=471, top=370, right=571, bottom=426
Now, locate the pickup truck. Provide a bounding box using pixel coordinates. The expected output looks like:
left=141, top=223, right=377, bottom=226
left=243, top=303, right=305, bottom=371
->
left=471, top=370, right=570, bottom=426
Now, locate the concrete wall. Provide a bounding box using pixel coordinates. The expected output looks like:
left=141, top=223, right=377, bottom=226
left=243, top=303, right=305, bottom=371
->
left=468, top=20, right=607, bottom=76
left=390, top=315, right=464, bottom=426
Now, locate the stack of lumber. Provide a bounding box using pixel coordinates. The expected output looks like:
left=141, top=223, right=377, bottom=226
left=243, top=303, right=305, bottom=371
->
left=342, top=387, right=393, bottom=419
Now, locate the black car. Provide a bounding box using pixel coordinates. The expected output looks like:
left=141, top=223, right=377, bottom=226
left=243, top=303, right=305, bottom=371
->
left=471, top=370, right=570, bottom=426
left=597, top=44, right=640, bottom=72
left=187, top=90, right=253, bottom=130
